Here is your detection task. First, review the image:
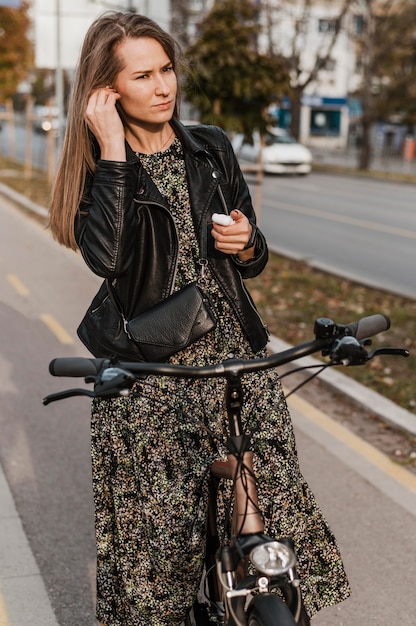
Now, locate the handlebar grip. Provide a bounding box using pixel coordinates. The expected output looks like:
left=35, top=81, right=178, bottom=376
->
left=345, top=314, right=390, bottom=340
left=49, top=357, right=107, bottom=377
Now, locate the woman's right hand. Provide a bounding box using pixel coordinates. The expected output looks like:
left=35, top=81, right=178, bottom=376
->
left=85, top=88, right=126, bottom=161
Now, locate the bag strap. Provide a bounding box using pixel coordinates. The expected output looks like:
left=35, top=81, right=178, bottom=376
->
left=196, top=205, right=209, bottom=286
left=105, top=206, right=209, bottom=320
left=105, top=153, right=230, bottom=318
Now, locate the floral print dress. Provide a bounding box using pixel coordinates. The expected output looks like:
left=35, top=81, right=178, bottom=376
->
left=91, top=139, right=351, bottom=626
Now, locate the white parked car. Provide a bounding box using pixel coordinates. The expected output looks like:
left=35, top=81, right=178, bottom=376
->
left=232, top=127, right=312, bottom=175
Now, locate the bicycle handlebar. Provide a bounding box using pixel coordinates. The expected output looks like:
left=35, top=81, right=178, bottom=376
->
left=344, top=313, right=390, bottom=340
left=43, top=314, right=409, bottom=406
left=48, top=314, right=392, bottom=380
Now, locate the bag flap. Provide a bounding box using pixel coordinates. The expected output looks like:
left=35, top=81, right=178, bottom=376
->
left=127, top=284, right=208, bottom=350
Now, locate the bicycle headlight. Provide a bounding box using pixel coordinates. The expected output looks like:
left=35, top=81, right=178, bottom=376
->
left=250, top=541, right=297, bottom=576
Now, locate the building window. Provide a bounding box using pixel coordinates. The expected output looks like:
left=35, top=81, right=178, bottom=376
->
left=189, top=0, right=210, bottom=10
left=322, top=57, right=336, bottom=72
left=353, top=14, right=364, bottom=35
left=310, top=109, right=341, bottom=136
left=318, top=18, right=339, bottom=33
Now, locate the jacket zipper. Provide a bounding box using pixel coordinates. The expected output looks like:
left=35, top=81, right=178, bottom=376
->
left=237, top=271, right=270, bottom=336
left=216, top=181, right=230, bottom=216
left=134, top=198, right=180, bottom=296
left=207, top=168, right=268, bottom=339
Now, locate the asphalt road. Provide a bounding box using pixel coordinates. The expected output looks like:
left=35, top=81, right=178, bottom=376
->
left=0, top=196, right=100, bottom=624
left=1, top=196, right=416, bottom=625
left=248, top=171, right=416, bottom=299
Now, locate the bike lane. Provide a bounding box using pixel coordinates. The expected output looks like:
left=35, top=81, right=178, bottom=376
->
left=267, top=337, right=416, bottom=623
left=288, top=398, right=416, bottom=625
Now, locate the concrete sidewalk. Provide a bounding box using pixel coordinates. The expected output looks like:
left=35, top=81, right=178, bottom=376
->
left=311, top=145, right=416, bottom=178
left=0, top=469, right=59, bottom=625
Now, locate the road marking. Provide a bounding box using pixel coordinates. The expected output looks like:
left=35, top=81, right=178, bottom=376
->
left=287, top=393, right=416, bottom=494
left=277, top=200, right=416, bottom=240
left=0, top=591, right=10, bottom=626
left=6, top=274, right=29, bottom=296
left=40, top=314, right=74, bottom=345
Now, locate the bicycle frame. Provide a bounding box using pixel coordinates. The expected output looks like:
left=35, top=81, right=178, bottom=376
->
left=199, top=369, right=306, bottom=626
left=43, top=314, right=408, bottom=626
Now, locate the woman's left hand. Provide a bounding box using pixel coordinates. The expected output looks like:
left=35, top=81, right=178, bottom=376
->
left=211, top=210, right=256, bottom=261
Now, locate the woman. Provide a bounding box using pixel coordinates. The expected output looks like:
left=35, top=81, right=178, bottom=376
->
left=49, top=11, right=350, bottom=626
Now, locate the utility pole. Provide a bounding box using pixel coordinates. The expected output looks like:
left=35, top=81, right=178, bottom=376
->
left=55, top=0, right=65, bottom=155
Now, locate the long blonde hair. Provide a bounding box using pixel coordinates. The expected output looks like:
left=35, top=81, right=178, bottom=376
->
left=49, top=11, right=182, bottom=250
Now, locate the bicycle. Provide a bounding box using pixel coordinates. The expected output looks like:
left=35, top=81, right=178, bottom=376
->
left=43, top=314, right=408, bottom=626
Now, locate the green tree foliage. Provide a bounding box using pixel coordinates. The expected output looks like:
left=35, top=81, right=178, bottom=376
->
left=184, top=0, right=288, bottom=139
left=368, top=1, right=416, bottom=126
left=0, top=1, right=32, bottom=100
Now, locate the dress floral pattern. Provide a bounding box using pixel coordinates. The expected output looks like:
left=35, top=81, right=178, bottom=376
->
left=91, top=138, right=351, bottom=625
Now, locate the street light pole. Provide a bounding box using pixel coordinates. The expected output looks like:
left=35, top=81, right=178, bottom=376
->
left=55, top=0, right=65, bottom=155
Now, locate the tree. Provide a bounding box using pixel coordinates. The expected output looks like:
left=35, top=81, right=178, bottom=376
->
left=0, top=1, right=32, bottom=101
left=261, top=0, right=351, bottom=140
left=184, top=0, right=288, bottom=140
left=352, top=0, right=416, bottom=170
left=184, top=0, right=289, bottom=218
left=170, top=0, right=192, bottom=49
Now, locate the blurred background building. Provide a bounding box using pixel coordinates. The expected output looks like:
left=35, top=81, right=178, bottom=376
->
left=2, top=0, right=415, bottom=171
left=33, top=0, right=171, bottom=70
left=30, top=0, right=363, bottom=149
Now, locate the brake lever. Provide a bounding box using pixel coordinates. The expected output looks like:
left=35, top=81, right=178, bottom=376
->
left=367, top=347, right=410, bottom=359
left=43, top=367, right=137, bottom=406
left=43, top=388, right=95, bottom=405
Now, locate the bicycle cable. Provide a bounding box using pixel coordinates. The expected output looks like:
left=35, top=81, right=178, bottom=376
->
left=282, top=363, right=331, bottom=398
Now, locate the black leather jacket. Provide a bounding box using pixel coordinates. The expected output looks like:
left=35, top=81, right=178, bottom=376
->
left=75, top=120, right=269, bottom=353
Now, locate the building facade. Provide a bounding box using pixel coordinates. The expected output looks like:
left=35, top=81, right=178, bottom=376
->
left=182, top=0, right=363, bottom=150
left=32, top=0, right=364, bottom=150
left=33, top=0, right=171, bottom=70
left=258, top=1, right=362, bottom=149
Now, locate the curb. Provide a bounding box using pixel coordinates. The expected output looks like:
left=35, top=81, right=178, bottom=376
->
left=0, top=182, right=48, bottom=219
left=0, top=470, right=59, bottom=625
left=268, top=335, right=416, bottom=437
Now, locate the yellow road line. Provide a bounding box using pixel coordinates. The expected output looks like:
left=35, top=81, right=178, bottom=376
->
left=40, top=314, right=74, bottom=345
left=287, top=393, right=416, bottom=493
left=6, top=274, right=29, bottom=296
left=0, top=589, right=10, bottom=626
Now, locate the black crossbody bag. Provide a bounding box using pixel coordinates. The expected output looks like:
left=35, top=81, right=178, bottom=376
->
left=77, top=227, right=217, bottom=362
